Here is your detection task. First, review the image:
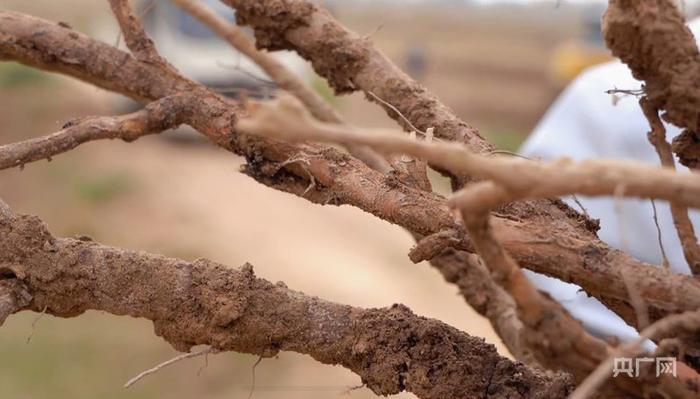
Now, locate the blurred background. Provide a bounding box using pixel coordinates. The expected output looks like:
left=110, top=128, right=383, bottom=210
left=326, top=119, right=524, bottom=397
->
left=0, top=0, right=696, bottom=398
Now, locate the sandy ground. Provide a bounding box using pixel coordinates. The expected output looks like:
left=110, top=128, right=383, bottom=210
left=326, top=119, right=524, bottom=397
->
left=0, top=1, right=588, bottom=398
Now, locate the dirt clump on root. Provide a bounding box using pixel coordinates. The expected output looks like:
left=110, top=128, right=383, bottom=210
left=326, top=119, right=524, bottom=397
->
left=604, top=0, right=700, bottom=169
left=228, top=0, right=368, bottom=93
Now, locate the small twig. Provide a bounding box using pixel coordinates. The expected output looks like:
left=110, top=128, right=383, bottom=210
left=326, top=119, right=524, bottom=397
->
left=367, top=91, right=426, bottom=136
left=607, top=87, right=645, bottom=106
left=605, top=87, right=645, bottom=97
left=650, top=199, right=671, bottom=269
left=571, top=194, right=590, bottom=219
left=124, top=347, right=218, bottom=388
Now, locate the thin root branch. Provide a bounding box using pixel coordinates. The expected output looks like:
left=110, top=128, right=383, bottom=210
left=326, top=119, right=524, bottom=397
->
left=247, top=355, right=263, bottom=399
left=341, top=383, right=366, bottom=395
left=367, top=91, right=427, bottom=137
left=26, top=305, right=47, bottom=344
left=124, top=347, right=218, bottom=388
left=651, top=199, right=671, bottom=269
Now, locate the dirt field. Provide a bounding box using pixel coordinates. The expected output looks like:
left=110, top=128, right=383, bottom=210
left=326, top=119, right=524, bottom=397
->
left=0, top=1, right=588, bottom=398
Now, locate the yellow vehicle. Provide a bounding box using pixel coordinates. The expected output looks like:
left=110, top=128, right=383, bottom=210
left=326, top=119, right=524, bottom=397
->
left=550, top=6, right=613, bottom=86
